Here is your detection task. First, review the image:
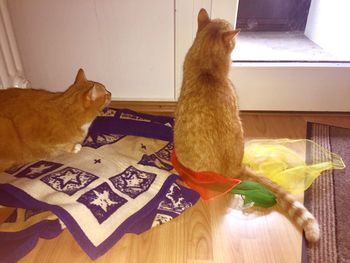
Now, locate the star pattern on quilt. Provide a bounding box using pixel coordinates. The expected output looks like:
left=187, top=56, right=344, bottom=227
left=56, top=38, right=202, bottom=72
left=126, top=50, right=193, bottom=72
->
left=138, top=142, right=173, bottom=171
left=109, top=166, right=157, bottom=199
left=90, top=190, right=120, bottom=212
left=41, top=167, right=98, bottom=196
left=158, top=183, right=193, bottom=214
left=155, top=142, right=173, bottom=161
left=82, top=133, right=125, bottom=149
left=99, top=108, right=117, bottom=117
left=15, top=161, right=63, bottom=179
left=53, top=171, right=82, bottom=187
left=151, top=213, right=173, bottom=227
left=120, top=112, right=151, bottom=123
left=138, top=154, right=173, bottom=171
left=27, top=164, right=53, bottom=176
left=0, top=109, right=201, bottom=262
left=84, top=136, right=94, bottom=146
left=77, top=182, right=127, bottom=224
left=5, top=164, right=26, bottom=175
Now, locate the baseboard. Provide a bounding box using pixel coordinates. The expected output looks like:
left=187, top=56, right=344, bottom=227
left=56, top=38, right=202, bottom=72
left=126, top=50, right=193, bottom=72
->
left=109, top=101, right=350, bottom=117
left=110, top=101, right=176, bottom=116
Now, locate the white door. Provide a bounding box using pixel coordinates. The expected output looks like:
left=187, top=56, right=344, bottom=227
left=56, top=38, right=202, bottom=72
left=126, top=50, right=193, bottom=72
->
left=8, top=0, right=175, bottom=100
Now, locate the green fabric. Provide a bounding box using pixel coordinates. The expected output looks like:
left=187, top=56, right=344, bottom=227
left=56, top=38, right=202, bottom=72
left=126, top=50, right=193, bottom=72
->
left=231, top=181, right=277, bottom=208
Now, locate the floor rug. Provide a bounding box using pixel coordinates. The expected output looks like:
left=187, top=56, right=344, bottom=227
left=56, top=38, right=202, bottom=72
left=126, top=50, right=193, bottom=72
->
left=303, top=122, right=350, bottom=263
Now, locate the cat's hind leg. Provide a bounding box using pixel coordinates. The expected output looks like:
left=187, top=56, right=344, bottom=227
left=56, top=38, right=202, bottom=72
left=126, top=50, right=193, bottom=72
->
left=0, top=117, right=24, bottom=172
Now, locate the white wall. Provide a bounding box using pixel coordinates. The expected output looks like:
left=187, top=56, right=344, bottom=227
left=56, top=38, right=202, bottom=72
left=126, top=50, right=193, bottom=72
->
left=7, top=0, right=175, bottom=100
left=7, top=0, right=350, bottom=111
left=305, top=0, right=350, bottom=58
left=231, top=64, right=350, bottom=111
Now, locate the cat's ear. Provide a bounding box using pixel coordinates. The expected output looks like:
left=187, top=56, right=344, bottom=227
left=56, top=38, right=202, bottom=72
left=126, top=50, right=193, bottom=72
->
left=222, top=29, right=240, bottom=44
left=86, top=84, right=98, bottom=101
left=82, top=84, right=98, bottom=108
left=74, top=68, right=87, bottom=84
left=197, top=8, right=210, bottom=33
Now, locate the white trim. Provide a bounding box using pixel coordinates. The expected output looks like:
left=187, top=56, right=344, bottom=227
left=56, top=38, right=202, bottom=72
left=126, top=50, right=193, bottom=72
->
left=231, top=64, right=350, bottom=111
left=0, top=0, right=28, bottom=88
left=234, top=62, right=350, bottom=68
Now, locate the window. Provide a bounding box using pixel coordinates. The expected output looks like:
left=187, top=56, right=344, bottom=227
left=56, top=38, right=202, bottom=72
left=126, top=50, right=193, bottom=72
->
left=175, top=0, right=350, bottom=111
left=237, top=0, right=310, bottom=32
left=234, top=0, right=350, bottom=63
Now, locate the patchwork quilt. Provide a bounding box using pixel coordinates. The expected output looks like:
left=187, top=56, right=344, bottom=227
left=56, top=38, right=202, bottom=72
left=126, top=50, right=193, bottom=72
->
left=0, top=108, right=200, bottom=261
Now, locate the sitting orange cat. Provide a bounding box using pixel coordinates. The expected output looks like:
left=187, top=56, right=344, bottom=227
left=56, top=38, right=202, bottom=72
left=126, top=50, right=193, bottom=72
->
left=0, top=68, right=111, bottom=172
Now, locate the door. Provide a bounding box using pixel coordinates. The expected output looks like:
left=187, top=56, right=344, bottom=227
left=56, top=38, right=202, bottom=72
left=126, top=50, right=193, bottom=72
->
left=8, top=0, right=175, bottom=100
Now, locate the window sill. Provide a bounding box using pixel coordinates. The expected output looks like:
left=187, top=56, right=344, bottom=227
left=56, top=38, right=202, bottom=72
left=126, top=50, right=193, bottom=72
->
left=232, top=32, right=350, bottom=64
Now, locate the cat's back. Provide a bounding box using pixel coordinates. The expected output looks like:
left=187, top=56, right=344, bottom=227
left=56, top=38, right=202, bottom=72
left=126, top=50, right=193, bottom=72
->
left=176, top=76, right=238, bottom=126
left=0, top=88, right=54, bottom=117
left=0, top=87, right=53, bottom=101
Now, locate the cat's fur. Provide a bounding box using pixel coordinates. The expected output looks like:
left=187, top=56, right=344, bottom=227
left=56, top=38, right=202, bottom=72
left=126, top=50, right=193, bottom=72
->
left=174, top=9, right=319, bottom=242
left=0, top=69, right=111, bottom=171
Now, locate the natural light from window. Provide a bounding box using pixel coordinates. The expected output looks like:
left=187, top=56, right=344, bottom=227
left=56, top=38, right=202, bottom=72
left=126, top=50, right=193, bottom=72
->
left=232, top=0, right=350, bottom=63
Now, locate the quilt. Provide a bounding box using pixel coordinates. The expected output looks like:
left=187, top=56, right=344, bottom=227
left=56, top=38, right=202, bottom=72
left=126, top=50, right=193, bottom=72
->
left=0, top=108, right=200, bottom=261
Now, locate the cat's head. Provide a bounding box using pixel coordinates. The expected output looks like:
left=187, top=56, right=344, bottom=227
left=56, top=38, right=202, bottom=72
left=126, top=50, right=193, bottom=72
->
left=195, top=9, right=240, bottom=56
left=65, top=69, right=111, bottom=113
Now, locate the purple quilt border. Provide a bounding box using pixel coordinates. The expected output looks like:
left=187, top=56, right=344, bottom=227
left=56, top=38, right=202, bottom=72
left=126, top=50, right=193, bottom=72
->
left=0, top=108, right=199, bottom=260
left=0, top=174, right=180, bottom=260
left=89, top=108, right=174, bottom=142
left=0, top=219, right=62, bottom=263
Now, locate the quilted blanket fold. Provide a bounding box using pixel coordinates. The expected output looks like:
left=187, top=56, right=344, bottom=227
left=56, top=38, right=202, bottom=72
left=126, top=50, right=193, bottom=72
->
left=0, top=108, right=199, bottom=261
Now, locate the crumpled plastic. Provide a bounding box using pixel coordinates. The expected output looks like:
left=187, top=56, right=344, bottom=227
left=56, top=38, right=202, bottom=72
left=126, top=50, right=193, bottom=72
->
left=243, top=139, right=346, bottom=194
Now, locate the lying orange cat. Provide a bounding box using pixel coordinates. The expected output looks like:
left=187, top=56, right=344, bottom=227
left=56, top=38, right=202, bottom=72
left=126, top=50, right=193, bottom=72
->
left=0, top=68, right=111, bottom=172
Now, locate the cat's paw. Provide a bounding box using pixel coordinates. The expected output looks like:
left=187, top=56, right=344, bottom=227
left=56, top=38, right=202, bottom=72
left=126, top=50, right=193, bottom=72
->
left=72, top=144, right=82, bottom=153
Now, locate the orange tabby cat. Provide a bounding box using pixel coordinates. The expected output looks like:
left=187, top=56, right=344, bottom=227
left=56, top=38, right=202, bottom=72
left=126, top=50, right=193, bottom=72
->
left=174, top=9, right=319, bottom=242
left=0, top=68, right=111, bottom=171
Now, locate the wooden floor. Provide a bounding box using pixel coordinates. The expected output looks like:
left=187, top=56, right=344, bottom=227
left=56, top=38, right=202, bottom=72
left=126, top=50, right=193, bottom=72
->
left=1, top=113, right=350, bottom=263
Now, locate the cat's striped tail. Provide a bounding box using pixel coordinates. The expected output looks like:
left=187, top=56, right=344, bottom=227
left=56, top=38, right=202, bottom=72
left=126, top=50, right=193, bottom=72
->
left=242, top=166, right=320, bottom=242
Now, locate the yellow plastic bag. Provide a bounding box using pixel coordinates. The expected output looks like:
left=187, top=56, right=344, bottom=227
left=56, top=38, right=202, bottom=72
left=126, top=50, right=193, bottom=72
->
left=243, top=139, right=345, bottom=194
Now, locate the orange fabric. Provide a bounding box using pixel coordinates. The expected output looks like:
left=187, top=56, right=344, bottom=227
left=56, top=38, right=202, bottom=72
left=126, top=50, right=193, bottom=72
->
left=171, top=150, right=241, bottom=200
